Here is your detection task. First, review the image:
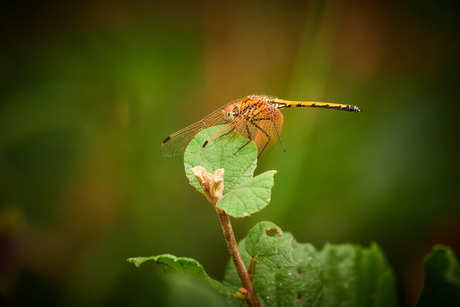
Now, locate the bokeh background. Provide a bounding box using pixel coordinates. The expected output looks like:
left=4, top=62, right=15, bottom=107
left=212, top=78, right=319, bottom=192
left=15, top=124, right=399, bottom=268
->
left=1, top=1, right=459, bottom=306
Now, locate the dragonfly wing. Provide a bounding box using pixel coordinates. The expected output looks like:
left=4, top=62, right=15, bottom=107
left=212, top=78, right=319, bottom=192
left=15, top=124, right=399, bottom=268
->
left=202, top=123, right=239, bottom=149
left=161, top=121, right=206, bottom=157
left=233, top=105, right=284, bottom=157
left=160, top=101, right=239, bottom=157
left=255, top=114, right=283, bottom=157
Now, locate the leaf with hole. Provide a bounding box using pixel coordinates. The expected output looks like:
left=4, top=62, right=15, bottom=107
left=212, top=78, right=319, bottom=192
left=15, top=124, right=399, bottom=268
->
left=245, top=221, right=296, bottom=269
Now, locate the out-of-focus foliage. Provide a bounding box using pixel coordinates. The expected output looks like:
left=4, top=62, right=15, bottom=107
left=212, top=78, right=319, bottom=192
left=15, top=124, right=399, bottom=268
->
left=1, top=1, right=459, bottom=306
left=417, top=245, right=460, bottom=307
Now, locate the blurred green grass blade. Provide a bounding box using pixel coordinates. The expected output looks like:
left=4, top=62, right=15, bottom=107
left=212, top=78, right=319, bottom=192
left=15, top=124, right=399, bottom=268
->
left=417, top=245, right=460, bottom=307
left=128, top=255, right=238, bottom=300
left=244, top=221, right=296, bottom=269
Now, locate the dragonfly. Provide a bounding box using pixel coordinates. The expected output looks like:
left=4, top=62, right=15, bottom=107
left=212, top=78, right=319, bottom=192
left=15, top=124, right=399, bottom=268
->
left=161, top=94, right=362, bottom=158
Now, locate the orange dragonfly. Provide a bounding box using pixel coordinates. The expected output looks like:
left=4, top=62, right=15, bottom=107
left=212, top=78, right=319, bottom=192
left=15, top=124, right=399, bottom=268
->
left=161, top=94, right=362, bottom=158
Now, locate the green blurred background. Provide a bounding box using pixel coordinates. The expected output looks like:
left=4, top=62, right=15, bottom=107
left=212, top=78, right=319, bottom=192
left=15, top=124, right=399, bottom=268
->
left=1, top=1, right=459, bottom=306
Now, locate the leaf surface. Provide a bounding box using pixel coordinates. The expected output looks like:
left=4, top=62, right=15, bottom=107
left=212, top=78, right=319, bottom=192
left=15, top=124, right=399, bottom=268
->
left=245, top=221, right=297, bottom=269
left=217, top=171, right=277, bottom=218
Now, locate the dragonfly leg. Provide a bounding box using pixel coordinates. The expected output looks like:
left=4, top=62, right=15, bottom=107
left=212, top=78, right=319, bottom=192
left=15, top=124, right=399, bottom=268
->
left=272, top=120, right=286, bottom=152
left=252, top=117, right=286, bottom=153
left=249, top=119, right=272, bottom=158
left=235, top=124, right=253, bottom=154
left=202, top=127, right=235, bottom=148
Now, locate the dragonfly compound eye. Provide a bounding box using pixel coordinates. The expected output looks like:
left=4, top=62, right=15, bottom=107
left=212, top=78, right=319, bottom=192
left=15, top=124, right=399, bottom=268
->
left=224, top=111, right=234, bottom=121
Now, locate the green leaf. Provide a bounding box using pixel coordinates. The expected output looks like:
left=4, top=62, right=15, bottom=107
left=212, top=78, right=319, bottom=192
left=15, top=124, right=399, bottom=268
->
left=417, top=245, right=460, bottom=307
left=128, top=254, right=238, bottom=300
left=184, top=126, right=277, bottom=217
left=245, top=221, right=296, bottom=269
left=224, top=240, right=397, bottom=307
left=320, top=243, right=397, bottom=307
left=217, top=171, right=277, bottom=218
left=184, top=125, right=257, bottom=196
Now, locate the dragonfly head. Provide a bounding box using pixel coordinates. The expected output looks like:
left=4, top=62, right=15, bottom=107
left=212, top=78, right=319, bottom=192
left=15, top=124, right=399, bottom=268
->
left=223, top=104, right=240, bottom=122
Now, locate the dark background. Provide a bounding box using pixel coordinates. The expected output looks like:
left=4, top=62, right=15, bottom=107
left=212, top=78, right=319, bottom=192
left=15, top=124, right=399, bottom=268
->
left=1, top=1, right=459, bottom=306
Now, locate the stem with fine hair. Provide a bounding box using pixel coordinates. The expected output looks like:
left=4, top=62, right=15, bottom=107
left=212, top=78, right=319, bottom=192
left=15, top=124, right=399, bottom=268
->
left=190, top=166, right=260, bottom=305
left=215, top=207, right=261, bottom=307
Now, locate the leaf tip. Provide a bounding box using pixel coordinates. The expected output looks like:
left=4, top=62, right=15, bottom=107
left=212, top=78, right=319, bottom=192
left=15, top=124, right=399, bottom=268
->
left=127, top=257, right=141, bottom=267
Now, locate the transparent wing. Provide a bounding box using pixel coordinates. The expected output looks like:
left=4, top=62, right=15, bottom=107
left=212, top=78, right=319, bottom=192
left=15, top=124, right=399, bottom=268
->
left=160, top=121, right=208, bottom=157
left=253, top=106, right=284, bottom=157
left=233, top=103, right=284, bottom=157
left=161, top=97, right=285, bottom=158
left=160, top=99, right=242, bottom=158
left=203, top=101, right=284, bottom=158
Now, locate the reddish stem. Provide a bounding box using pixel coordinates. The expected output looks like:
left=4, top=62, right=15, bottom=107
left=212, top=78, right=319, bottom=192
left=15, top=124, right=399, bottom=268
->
left=215, top=207, right=261, bottom=307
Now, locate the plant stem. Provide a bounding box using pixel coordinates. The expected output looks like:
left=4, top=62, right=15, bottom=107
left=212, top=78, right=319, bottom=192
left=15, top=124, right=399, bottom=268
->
left=215, top=207, right=261, bottom=307
left=249, top=258, right=257, bottom=277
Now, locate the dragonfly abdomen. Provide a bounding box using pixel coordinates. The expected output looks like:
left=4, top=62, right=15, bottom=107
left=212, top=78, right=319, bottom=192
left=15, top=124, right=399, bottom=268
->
left=275, top=99, right=362, bottom=113
left=304, top=102, right=362, bottom=112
